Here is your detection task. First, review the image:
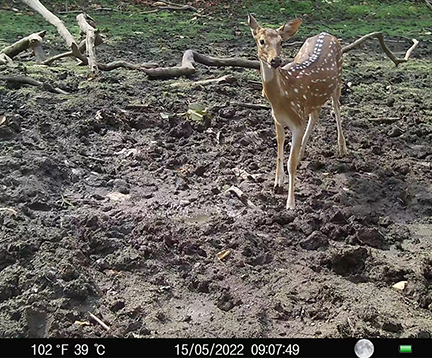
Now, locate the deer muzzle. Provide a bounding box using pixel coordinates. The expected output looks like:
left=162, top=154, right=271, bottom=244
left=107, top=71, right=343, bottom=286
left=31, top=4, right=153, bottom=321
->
left=270, top=57, right=282, bottom=68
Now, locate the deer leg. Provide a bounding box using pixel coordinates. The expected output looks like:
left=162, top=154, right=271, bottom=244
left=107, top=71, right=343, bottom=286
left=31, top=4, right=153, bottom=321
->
left=332, top=88, right=347, bottom=157
left=286, top=126, right=305, bottom=209
left=299, top=109, right=320, bottom=160
left=274, top=121, right=285, bottom=189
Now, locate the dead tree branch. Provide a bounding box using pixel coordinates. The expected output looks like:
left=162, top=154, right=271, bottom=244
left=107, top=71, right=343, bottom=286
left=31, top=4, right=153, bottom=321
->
left=141, top=50, right=259, bottom=79
left=0, top=75, right=69, bottom=94
left=22, top=0, right=87, bottom=63
left=0, top=30, right=46, bottom=64
left=231, top=101, right=270, bottom=110
left=342, top=32, right=419, bottom=66
left=76, top=14, right=99, bottom=73
left=170, top=74, right=236, bottom=88
left=143, top=0, right=197, bottom=13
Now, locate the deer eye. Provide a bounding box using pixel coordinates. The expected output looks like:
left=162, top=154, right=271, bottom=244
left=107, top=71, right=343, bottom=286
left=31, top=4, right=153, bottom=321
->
left=259, top=39, right=265, bottom=46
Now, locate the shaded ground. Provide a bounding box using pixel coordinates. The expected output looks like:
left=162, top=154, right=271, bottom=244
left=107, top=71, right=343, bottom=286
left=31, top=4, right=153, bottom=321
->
left=1, top=7, right=432, bottom=340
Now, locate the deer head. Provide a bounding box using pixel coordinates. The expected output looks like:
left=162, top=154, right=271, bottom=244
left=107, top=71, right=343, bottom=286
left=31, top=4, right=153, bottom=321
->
left=248, top=14, right=302, bottom=68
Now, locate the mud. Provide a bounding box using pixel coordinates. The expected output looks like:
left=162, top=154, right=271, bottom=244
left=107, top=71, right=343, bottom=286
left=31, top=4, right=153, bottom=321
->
left=1, top=30, right=432, bottom=339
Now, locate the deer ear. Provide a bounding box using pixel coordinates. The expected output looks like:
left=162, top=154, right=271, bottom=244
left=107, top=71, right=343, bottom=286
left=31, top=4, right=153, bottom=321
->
left=248, top=13, right=262, bottom=36
left=277, top=18, right=302, bottom=41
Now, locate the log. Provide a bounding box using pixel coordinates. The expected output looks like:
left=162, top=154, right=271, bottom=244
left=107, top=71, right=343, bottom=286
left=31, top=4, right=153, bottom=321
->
left=0, top=30, right=46, bottom=63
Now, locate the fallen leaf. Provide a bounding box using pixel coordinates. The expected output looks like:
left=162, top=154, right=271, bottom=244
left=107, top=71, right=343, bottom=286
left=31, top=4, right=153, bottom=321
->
left=392, top=281, right=408, bottom=291
left=0, top=115, right=6, bottom=126
left=217, top=249, right=230, bottom=261
left=74, top=320, right=91, bottom=326
left=107, top=192, right=130, bottom=201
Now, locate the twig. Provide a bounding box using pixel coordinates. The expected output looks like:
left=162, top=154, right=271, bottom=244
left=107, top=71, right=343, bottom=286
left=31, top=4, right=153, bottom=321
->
left=368, top=117, right=399, bottom=124
left=170, top=74, right=236, bottom=88
left=125, top=104, right=150, bottom=110
left=226, top=185, right=260, bottom=209
left=426, top=0, right=432, bottom=11
left=88, top=312, right=110, bottom=331
left=231, top=101, right=270, bottom=110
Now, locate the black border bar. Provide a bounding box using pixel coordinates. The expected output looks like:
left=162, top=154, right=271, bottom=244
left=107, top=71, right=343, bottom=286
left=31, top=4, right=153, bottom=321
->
left=1, top=338, right=430, bottom=358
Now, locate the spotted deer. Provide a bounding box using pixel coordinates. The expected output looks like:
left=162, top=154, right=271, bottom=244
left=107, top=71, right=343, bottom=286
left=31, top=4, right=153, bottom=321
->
left=248, top=14, right=347, bottom=209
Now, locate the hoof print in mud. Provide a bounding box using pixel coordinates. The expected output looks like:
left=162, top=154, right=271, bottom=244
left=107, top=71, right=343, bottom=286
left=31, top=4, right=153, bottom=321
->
left=300, top=231, right=329, bottom=250
left=356, top=227, right=385, bottom=249
left=216, top=289, right=242, bottom=312
left=381, top=320, right=403, bottom=333
left=324, top=247, right=368, bottom=277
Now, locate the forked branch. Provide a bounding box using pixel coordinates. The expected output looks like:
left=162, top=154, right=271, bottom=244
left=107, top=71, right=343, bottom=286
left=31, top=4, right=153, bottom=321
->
left=342, top=32, right=419, bottom=66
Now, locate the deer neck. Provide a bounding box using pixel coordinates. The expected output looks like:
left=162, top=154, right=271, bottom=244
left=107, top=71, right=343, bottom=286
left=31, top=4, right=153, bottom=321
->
left=260, top=60, right=278, bottom=83
left=261, top=61, right=299, bottom=113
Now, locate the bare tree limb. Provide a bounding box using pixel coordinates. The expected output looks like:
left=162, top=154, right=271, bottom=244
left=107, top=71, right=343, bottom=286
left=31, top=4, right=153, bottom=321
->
left=22, top=0, right=87, bottom=63
left=141, top=50, right=259, bottom=79
left=0, top=53, right=13, bottom=65
left=144, top=0, right=197, bottom=13
left=342, top=32, right=419, bottom=66
left=98, top=61, right=159, bottom=71
left=76, top=14, right=99, bottom=73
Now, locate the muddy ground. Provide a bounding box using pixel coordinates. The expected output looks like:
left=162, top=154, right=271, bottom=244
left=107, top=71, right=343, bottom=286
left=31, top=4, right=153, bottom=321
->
left=1, top=14, right=432, bottom=340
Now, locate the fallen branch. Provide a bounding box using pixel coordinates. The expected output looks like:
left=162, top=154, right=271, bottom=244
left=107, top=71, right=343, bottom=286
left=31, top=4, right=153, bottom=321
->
left=98, top=60, right=159, bottom=71
left=88, top=312, right=110, bottom=331
left=342, top=32, right=419, bottom=66
left=141, top=50, right=259, bottom=79
left=0, top=30, right=46, bottom=64
left=0, top=75, right=69, bottom=94
left=231, top=101, right=270, bottom=110
left=226, top=185, right=260, bottom=209
left=0, top=53, right=13, bottom=65
left=144, top=0, right=197, bottom=13
left=171, top=74, right=236, bottom=88
left=22, top=0, right=87, bottom=63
